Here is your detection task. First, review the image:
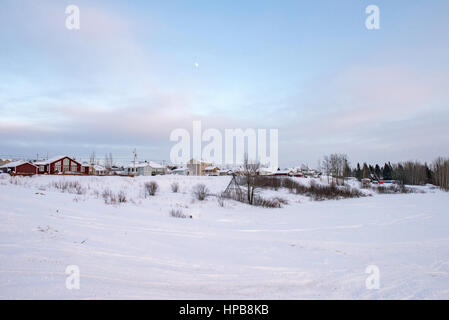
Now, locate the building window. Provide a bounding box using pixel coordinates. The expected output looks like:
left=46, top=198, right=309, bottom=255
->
left=40, top=166, right=44, bottom=171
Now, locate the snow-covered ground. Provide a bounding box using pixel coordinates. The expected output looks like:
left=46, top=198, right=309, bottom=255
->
left=0, top=174, right=448, bottom=299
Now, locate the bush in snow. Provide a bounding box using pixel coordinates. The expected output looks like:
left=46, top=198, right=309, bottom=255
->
left=118, top=190, right=127, bottom=203
left=171, top=182, right=179, bottom=193
left=252, top=196, right=282, bottom=208
left=192, top=183, right=209, bottom=201
left=217, top=194, right=226, bottom=207
left=371, top=184, right=417, bottom=194
left=239, top=176, right=364, bottom=201
left=102, top=188, right=116, bottom=204
left=144, top=181, right=159, bottom=197
left=169, top=209, right=187, bottom=219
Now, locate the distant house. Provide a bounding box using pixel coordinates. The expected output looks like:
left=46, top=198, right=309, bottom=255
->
left=187, top=159, right=212, bottom=176
left=257, top=167, right=276, bottom=176
left=34, top=156, right=82, bottom=174
left=81, top=163, right=90, bottom=175
left=204, top=166, right=220, bottom=176
left=170, top=167, right=191, bottom=175
left=124, top=161, right=165, bottom=176
left=274, top=168, right=293, bottom=176
left=0, top=160, right=38, bottom=175
left=0, top=159, right=11, bottom=167
left=92, top=165, right=107, bottom=175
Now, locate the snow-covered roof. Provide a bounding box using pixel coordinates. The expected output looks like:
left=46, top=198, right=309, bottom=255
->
left=147, top=161, right=164, bottom=169
left=34, top=156, right=77, bottom=165
left=93, top=165, right=106, bottom=171
left=188, top=158, right=212, bottom=165
left=257, top=167, right=277, bottom=174
left=0, top=160, right=35, bottom=169
left=124, top=161, right=164, bottom=169
left=204, top=166, right=220, bottom=170
left=275, top=168, right=293, bottom=174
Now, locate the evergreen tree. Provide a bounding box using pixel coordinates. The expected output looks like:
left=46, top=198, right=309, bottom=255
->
left=382, top=163, right=392, bottom=180
left=374, top=164, right=381, bottom=178
left=355, top=163, right=362, bottom=181
left=362, top=163, right=371, bottom=179
left=425, top=163, right=433, bottom=184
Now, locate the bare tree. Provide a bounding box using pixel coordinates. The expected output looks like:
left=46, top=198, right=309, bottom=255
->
left=321, top=156, right=331, bottom=184
left=104, top=153, right=114, bottom=171
left=324, top=153, right=348, bottom=185
left=243, top=154, right=260, bottom=205
left=433, top=157, right=449, bottom=191
left=89, top=151, right=96, bottom=165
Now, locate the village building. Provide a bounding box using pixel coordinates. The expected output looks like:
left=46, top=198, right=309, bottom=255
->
left=0, top=160, right=38, bottom=175
left=274, top=168, right=293, bottom=176
left=124, top=161, right=166, bottom=176
left=257, top=167, right=276, bottom=176
left=203, top=166, right=221, bottom=176
left=0, top=158, right=12, bottom=167
left=34, top=156, right=82, bottom=174
left=170, top=167, right=191, bottom=175
left=187, top=159, right=212, bottom=176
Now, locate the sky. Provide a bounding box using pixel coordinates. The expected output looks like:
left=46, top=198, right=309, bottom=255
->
left=0, top=0, right=448, bottom=167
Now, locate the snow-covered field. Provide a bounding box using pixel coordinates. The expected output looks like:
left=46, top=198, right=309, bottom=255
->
left=0, top=173, right=448, bottom=299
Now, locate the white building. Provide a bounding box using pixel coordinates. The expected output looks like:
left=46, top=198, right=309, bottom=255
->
left=124, top=161, right=166, bottom=176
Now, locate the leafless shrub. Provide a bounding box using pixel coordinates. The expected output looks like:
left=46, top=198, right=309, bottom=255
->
left=217, top=194, right=225, bottom=207
left=252, top=196, right=282, bottom=208
left=371, top=184, right=416, bottom=194
left=118, top=190, right=127, bottom=203
left=170, top=209, right=187, bottom=219
left=193, top=183, right=209, bottom=201
left=272, top=196, right=289, bottom=205
left=102, top=188, right=117, bottom=204
left=52, top=180, right=84, bottom=194
left=242, top=176, right=364, bottom=201
left=145, top=181, right=159, bottom=197
left=171, top=182, right=179, bottom=193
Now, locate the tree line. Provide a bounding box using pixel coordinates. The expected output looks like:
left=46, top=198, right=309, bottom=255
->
left=351, top=158, right=449, bottom=191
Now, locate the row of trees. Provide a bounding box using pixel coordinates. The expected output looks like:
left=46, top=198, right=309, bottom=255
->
left=351, top=158, right=449, bottom=191
left=90, top=151, right=115, bottom=171
left=318, top=154, right=449, bottom=191
left=320, top=154, right=351, bottom=185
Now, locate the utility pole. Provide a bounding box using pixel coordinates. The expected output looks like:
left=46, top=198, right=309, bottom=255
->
left=133, top=148, right=137, bottom=175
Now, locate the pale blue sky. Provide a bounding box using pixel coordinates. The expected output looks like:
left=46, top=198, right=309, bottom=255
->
left=1, top=0, right=448, bottom=166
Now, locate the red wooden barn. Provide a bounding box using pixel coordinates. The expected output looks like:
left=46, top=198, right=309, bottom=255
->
left=0, top=160, right=38, bottom=175
left=34, top=156, right=82, bottom=174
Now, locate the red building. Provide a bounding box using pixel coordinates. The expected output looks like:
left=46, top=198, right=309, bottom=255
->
left=34, top=156, right=82, bottom=174
left=0, top=161, right=38, bottom=175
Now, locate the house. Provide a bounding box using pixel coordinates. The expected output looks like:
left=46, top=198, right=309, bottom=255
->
left=147, top=161, right=166, bottom=175
left=257, top=167, right=276, bottom=176
left=92, top=165, right=107, bottom=175
left=124, top=161, right=165, bottom=176
left=170, top=167, right=191, bottom=175
left=204, top=166, right=220, bottom=176
left=34, top=156, right=82, bottom=174
left=81, top=163, right=91, bottom=175
left=0, top=160, right=38, bottom=176
left=0, top=159, right=12, bottom=167
left=187, top=159, right=212, bottom=176
left=274, top=168, right=293, bottom=176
